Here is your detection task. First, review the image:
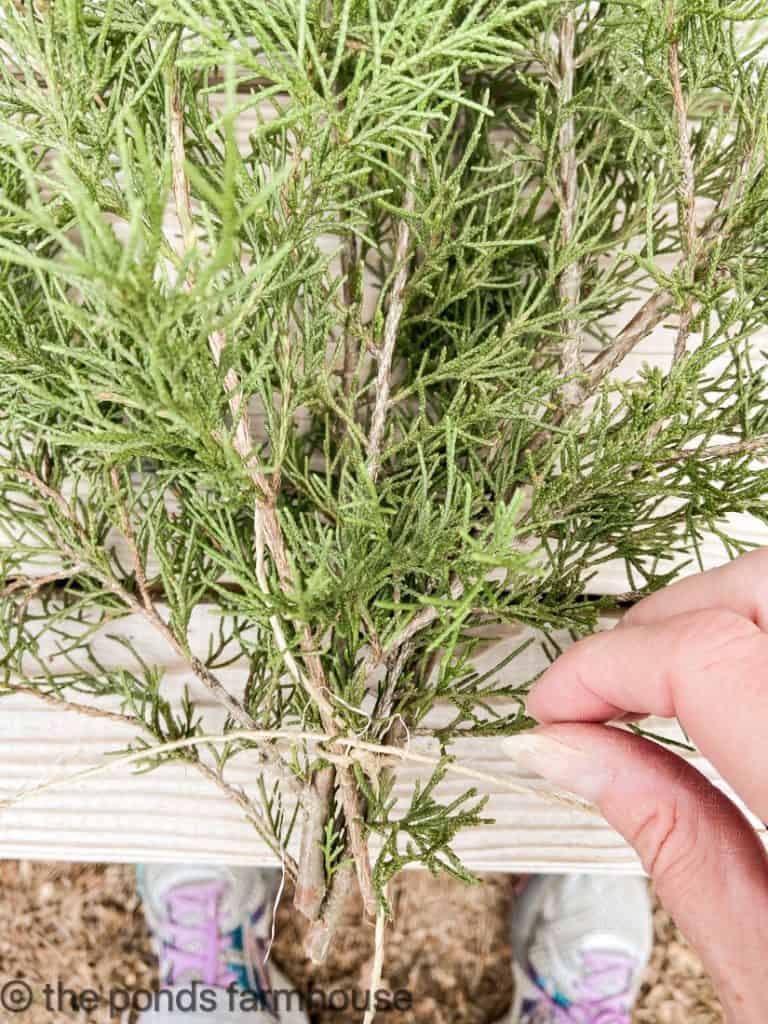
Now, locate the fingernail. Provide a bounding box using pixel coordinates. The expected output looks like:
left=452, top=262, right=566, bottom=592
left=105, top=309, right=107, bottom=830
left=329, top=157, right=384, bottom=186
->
left=503, top=733, right=613, bottom=803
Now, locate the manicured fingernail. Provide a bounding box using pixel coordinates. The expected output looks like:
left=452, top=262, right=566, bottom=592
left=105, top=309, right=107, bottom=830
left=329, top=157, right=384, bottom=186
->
left=503, top=733, right=613, bottom=803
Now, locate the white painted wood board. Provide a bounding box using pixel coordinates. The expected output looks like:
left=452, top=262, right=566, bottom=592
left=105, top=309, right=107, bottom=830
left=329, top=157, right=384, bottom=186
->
left=1, top=693, right=764, bottom=871
left=2, top=611, right=765, bottom=870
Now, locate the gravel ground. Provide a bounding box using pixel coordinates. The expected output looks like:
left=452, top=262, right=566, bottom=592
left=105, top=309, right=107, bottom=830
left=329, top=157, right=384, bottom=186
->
left=0, top=861, right=722, bottom=1023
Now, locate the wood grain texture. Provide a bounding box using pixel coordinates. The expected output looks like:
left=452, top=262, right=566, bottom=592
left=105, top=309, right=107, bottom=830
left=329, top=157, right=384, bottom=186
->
left=0, top=693, right=764, bottom=871
left=2, top=612, right=765, bottom=869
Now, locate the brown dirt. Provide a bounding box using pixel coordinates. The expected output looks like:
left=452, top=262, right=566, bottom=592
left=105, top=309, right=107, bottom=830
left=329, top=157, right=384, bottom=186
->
left=0, top=861, right=721, bottom=1023
left=272, top=872, right=519, bottom=1024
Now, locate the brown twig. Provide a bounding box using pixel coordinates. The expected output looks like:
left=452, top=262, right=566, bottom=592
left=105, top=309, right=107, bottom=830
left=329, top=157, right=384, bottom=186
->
left=108, top=467, right=153, bottom=607
left=305, top=860, right=356, bottom=963
left=194, top=758, right=300, bottom=879
left=557, top=12, right=583, bottom=408
left=366, top=171, right=416, bottom=482
left=584, top=287, right=676, bottom=392
left=362, top=884, right=388, bottom=1024
left=661, top=435, right=768, bottom=463
left=375, top=639, right=413, bottom=733
left=521, top=279, right=678, bottom=459
left=340, top=236, right=360, bottom=402
left=1, top=682, right=135, bottom=725
left=667, top=1, right=696, bottom=363
left=2, top=567, right=87, bottom=624
left=1, top=568, right=85, bottom=599
left=294, top=764, right=335, bottom=919
left=332, top=758, right=377, bottom=918
left=668, top=6, right=696, bottom=264
left=358, top=576, right=465, bottom=682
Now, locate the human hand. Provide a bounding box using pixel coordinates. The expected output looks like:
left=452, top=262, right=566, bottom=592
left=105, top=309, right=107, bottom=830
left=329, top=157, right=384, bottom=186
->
left=510, top=549, right=768, bottom=1022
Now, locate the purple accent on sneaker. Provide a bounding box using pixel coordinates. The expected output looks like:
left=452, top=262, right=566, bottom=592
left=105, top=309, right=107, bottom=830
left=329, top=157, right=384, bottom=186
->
left=521, top=950, right=636, bottom=1024
left=163, top=879, right=239, bottom=988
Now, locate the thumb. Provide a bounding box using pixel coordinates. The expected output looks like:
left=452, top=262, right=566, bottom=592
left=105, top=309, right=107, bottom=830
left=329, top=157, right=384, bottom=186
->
left=507, top=723, right=768, bottom=1022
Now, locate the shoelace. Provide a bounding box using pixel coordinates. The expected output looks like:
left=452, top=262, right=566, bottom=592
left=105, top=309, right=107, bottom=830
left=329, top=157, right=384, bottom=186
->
left=525, top=950, right=635, bottom=1024
left=162, top=879, right=239, bottom=988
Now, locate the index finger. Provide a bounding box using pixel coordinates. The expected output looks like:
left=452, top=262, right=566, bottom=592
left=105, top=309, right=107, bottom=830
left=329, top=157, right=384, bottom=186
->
left=526, top=606, right=768, bottom=822
left=621, top=548, right=768, bottom=630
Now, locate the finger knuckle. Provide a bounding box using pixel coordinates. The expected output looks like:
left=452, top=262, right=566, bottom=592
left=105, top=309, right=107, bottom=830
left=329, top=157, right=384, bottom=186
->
left=669, top=607, right=758, bottom=679
left=630, top=792, right=703, bottom=891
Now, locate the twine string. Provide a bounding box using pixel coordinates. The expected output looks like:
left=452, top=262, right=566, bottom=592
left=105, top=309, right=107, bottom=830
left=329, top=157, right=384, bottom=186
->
left=0, top=727, right=598, bottom=817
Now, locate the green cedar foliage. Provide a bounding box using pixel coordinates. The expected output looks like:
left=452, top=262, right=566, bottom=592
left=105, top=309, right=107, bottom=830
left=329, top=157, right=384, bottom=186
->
left=1, top=0, right=768, bottom=929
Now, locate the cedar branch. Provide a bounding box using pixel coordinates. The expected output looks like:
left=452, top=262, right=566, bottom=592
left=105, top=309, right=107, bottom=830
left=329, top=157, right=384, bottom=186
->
left=294, top=763, right=335, bottom=919
left=3, top=677, right=290, bottom=862
left=366, top=174, right=416, bottom=482
left=557, top=12, right=583, bottom=407
left=15, top=467, right=301, bottom=799
left=357, top=576, right=465, bottom=682
left=194, top=758, right=300, bottom=878
left=667, top=1, right=696, bottom=363
left=106, top=468, right=271, bottom=741
left=1, top=682, right=136, bottom=724
left=168, top=66, right=376, bottom=921
left=662, top=435, right=768, bottom=463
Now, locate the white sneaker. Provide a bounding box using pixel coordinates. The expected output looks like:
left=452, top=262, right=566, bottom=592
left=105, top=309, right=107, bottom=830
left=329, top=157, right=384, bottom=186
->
left=135, top=864, right=307, bottom=1024
left=505, top=874, right=653, bottom=1023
